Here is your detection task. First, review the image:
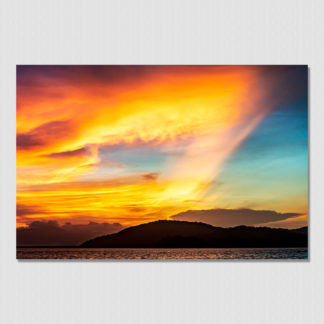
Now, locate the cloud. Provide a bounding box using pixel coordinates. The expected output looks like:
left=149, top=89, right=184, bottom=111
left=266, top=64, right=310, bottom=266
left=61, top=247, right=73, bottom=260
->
left=16, top=134, right=43, bottom=149
left=16, top=66, right=308, bottom=227
left=17, top=220, right=124, bottom=246
left=17, top=120, right=73, bottom=150
left=142, top=172, right=159, bottom=181
left=19, top=173, right=160, bottom=192
left=16, top=204, right=45, bottom=217
left=45, top=147, right=87, bottom=158
left=171, top=208, right=302, bottom=227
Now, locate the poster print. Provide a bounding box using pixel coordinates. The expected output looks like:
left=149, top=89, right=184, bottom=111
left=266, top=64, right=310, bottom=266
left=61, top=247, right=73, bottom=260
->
left=16, top=65, right=308, bottom=259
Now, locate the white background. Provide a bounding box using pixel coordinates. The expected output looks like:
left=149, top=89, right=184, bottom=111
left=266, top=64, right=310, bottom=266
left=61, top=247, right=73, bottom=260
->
left=0, top=1, right=323, bottom=323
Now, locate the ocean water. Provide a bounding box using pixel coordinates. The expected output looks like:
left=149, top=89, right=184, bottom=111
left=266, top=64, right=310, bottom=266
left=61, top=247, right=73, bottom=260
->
left=17, top=247, right=308, bottom=260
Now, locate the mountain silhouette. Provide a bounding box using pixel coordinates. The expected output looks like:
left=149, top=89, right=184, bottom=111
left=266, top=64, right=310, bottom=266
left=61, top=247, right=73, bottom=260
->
left=80, top=220, right=308, bottom=248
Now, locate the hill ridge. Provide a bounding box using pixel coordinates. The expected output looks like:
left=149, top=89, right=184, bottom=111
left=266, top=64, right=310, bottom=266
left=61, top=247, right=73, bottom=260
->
left=81, top=220, right=308, bottom=248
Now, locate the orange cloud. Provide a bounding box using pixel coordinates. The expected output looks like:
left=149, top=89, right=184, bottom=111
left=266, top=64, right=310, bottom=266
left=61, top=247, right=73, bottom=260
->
left=17, top=66, right=283, bottom=227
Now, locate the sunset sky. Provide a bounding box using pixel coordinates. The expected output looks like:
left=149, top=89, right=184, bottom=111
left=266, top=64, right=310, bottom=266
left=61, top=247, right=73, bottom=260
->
left=16, top=65, right=308, bottom=230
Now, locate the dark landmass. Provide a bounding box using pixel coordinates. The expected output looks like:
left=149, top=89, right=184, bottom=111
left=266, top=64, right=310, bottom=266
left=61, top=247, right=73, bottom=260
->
left=80, top=220, right=308, bottom=248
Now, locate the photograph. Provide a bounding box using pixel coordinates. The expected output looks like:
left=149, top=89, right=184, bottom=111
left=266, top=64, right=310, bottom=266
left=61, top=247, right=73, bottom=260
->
left=16, top=65, right=308, bottom=259
left=2, top=1, right=323, bottom=323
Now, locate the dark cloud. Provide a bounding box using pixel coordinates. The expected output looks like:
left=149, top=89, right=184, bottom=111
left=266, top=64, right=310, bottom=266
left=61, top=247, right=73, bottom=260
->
left=16, top=66, right=159, bottom=104
left=16, top=204, right=44, bottom=217
left=142, top=172, right=159, bottom=181
left=126, top=205, right=149, bottom=213
left=17, top=65, right=153, bottom=86
left=17, top=120, right=73, bottom=150
left=45, top=147, right=87, bottom=158
left=17, top=220, right=124, bottom=246
left=171, top=208, right=302, bottom=227
left=16, top=65, right=229, bottom=92
left=16, top=134, right=43, bottom=149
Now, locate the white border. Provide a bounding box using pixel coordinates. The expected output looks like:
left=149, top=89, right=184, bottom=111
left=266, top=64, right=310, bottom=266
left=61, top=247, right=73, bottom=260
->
left=1, top=1, right=323, bottom=323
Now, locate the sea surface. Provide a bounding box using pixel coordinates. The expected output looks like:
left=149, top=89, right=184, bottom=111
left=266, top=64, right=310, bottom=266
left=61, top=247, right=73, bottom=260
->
left=17, top=247, right=308, bottom=260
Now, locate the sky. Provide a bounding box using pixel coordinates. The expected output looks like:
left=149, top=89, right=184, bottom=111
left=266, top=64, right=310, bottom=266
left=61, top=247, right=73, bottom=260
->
left=16, top=65, right=308, bottom=232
